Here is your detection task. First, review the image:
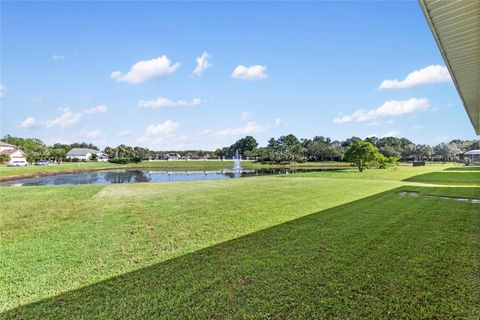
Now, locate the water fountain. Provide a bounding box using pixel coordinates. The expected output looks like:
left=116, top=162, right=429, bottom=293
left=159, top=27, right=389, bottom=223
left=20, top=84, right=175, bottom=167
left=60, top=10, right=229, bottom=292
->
left=233, top=150, right=241, bottom=178
left=233, top=149, right=241, bottom=170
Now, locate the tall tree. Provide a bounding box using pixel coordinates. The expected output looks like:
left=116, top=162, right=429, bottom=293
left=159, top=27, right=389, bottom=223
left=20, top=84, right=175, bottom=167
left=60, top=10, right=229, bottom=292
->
left=2, top=135, right=47, bottom=162
left=260, top=134, right=306, bottom=163
left=344, top=141, right=381, bottom=172
left=228, top=136, right=259, bottom=157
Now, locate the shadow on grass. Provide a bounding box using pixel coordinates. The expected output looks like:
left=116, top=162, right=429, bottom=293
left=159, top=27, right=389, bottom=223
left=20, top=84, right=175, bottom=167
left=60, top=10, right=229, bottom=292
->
left=404, top=171, right=480, bottom=186
left=2, top=186, right=479, bottom=319
left=445, top=166, right=480, bottom=171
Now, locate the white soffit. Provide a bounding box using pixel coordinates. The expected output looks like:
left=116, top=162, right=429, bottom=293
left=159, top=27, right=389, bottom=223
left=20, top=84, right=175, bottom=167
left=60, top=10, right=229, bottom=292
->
left=419, top=0, right=479, bottom=135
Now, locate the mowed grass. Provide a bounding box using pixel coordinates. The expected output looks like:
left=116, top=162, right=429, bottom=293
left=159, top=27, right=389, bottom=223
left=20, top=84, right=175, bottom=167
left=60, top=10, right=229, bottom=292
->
left=446, top=166, right=480, bottom=171
left=1, top=165, right=479, bottom=318
left=404, top=170, right=480, bottom=186
left=0, top=176, right=403, bottom=313
left=287, top=163, right=449, bottom=181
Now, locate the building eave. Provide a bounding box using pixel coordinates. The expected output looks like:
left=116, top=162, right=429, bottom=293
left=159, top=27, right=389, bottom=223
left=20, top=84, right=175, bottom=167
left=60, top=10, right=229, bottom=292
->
left=419, top=0, right=479, bottom=135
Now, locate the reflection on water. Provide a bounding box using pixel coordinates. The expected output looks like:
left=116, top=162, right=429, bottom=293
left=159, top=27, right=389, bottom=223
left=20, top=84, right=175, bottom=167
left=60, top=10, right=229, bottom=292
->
left=103, top=171, right=151, bottom=184
left=1, top=168, right=342, bottom=187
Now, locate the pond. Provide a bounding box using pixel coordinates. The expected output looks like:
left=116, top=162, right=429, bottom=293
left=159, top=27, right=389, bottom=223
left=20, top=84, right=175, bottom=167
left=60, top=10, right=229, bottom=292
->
left=0, top=167, right=342, bottom=187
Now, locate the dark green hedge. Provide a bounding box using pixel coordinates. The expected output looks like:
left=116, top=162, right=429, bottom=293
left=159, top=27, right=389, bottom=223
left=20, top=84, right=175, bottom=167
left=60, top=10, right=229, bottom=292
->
left=108, top=157, right=141, bottom=164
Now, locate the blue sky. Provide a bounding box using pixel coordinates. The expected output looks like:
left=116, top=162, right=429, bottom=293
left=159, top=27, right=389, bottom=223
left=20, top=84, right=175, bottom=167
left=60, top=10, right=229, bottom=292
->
left=0, top=1, right=476, bottom=150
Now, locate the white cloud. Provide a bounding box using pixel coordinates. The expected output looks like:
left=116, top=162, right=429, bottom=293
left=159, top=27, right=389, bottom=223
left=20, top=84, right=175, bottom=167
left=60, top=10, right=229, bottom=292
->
left=200, top=121, right=268, bottom=138
left=365, top=130, right=401, bottom=139
left=52, top=54, right=65, bottom=60
left=80, top=129, right=105, bottom=139
left=381, top=130, right=401, bottom=138
left=386, top=120, right=395, bottom=124
left=412, top=125, right=423, bottom=130
left=193, top=51, right=212, bottom=76
left=0, top=84, right=6, bottom=98
left=117, top=130, right=131, bottom=137
left=44, top=105, right=106, bottom=129
left=18, top=117, right=37, bottom=128
left=138, top=97, right=205, bottom=109
left=274, top=117, right=282, bottom=127
left=333, top=98, right=430, bottom=124
left=145, top=120, right=180, bottom=136
left=84, top=105, right=108, bottom=114
left=111, top=55, right=180, bottom=84
left=435, top=135, right=457, bottom=143
left=378, top=65, right=451, bottom=90
left=46, top=108, right=83, bottom=128
left=240, top=111, right=252, bottom=120
left=367, top=121, right=381, bottom=126
left=231, top=65, right=268, bottom=81
left=136, top=119, right=271, bottom=150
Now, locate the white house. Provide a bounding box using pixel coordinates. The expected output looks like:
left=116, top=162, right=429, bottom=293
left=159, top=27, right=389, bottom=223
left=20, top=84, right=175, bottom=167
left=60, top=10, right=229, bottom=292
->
left=166, top=153, right=181, bottom=160
left=96, top=152, right=109, bottom=162
left=0, top=141, right=27, bottom=163
left=66, top=148, right=109, bottom=161
left=463, top=150, right=480, bottom=164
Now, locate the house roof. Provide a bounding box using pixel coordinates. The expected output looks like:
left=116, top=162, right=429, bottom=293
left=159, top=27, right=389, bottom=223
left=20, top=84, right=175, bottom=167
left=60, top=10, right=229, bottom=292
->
left=464, top=150, right=480, bottom=155
left=0, top=149, right=24, bottom=156
left=0, top=141, right=15, bottom=148
left=66, top=148, right=100, bottom=156
left=419, top=0, right=480, bottom=135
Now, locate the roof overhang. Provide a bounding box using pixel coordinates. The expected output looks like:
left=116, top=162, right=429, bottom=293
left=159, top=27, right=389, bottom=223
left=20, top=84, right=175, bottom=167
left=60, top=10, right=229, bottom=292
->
left=419, top=0, right=479, bottom=135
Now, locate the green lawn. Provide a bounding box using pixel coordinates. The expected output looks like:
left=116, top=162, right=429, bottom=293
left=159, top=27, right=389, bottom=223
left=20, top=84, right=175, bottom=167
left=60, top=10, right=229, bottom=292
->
left=0, top=161, right=348, bottom=180
left=287, top=163, right=451, bottom=181
left=1, top=166, right=479, bottom=318
left=446, top=166, right=480, bottom=171
left=404, top=170, right=480, bottom=186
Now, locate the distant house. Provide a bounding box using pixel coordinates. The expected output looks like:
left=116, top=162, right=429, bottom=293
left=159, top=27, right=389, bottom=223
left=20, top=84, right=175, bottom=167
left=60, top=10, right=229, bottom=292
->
left=66, top=148, right=109, bottom=162
left=167, top=153, right=181, bottom=160
left=463, top=150, right=480, bottom=164
left=0, top=141, right=27, bottom=163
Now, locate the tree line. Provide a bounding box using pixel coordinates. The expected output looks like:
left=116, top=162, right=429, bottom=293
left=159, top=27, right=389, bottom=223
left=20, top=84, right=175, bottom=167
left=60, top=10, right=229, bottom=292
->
left=219, top=135, right=478, bottom=164
left=1, top=135, right=99, bottom=163
left=1, top=134, right=478, bottom=164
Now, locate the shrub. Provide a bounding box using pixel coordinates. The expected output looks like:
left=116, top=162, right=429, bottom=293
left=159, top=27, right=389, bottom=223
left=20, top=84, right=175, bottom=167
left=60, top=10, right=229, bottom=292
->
left=108, top=157, right=141, bottom=164
left=108, top=158, right=131, bottom=164
left=0, top=154, right=10, bottom=164
left=377, top=154, right=388, bottom=169
left=377, top=155, right=400, bottom=169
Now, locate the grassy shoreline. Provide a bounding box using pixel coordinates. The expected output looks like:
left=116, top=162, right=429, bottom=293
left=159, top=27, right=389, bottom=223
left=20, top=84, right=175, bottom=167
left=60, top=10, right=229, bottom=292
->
left=0, top=161, right=350, bottom=181
left=0, top=160, right=463, bottom=182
